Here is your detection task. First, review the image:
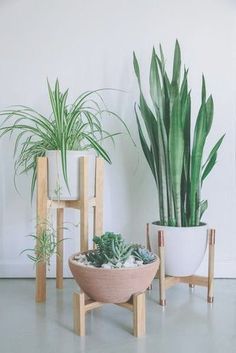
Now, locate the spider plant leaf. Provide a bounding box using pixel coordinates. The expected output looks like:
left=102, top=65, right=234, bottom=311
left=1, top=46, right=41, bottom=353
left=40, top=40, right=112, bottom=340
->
left=83, top=134, right=111, bottom=163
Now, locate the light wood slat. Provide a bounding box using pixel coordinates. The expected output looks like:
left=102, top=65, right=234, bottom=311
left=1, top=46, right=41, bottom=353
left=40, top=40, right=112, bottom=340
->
left=73, top=292, right=85, bottom=336
left=116, top=302, right=134, bottom=311
left=158, top=231, right=166, bottom=306
left=133, top=293, right=146, bottom=337
left=165, top=276, right=181, bottom=289
left=47, top=198, right=96, bottom=209
left=85, top=300, right=103, bottom=312
left=35, top=157, right=48, bottom=303
left=80, top=157, right=89, bottom=252
left=208, top=229, right=215, bottom=303
left=56, top=208, right=64, bottom=289
left=94, top=158, right=104, bottom=237
left=180, top=275, right=208, bottom=287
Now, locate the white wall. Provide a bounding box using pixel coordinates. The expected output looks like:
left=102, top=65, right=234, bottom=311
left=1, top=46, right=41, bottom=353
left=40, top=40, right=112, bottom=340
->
left=0, top=0, right=235, bottom=277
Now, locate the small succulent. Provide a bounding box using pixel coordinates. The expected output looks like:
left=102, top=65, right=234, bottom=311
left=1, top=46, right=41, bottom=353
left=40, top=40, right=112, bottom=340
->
left=132, top=246, right=156, bottom=264
left=84, top=232, right=156, bottom=268
left=104, top=240, right=133, bottom=266
left=86, top=232, right=133, bottom=268
left=85, top=251, right=105, bottom=268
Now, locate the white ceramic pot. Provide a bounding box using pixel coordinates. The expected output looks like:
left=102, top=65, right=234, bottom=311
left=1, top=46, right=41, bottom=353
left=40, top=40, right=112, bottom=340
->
left=150, top=222, right=208, bottom=276
left=46, top=150, right=96, bottom=200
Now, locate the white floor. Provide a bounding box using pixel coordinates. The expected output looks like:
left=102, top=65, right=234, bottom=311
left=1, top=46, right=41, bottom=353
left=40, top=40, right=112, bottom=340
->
left=0, top=279, right=235, bottom=353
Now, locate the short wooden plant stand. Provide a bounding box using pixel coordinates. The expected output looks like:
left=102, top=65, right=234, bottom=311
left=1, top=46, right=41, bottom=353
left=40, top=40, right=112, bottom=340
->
left=35, top=156, right=103, bottom=303
left=155, top=228, right=216, bottom=306
left=73, top=291, right=146, bottom=337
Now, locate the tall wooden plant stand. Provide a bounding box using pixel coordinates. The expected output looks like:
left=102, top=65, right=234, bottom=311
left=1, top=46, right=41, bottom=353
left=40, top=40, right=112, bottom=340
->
left=73, top=291, right=146, bottom=337
left=35, top=156, right=104, bottom=303
left=157, top=229, right=215, bottom=306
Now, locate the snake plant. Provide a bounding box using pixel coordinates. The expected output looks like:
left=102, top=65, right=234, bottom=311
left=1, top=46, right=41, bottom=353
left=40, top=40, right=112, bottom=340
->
left=133, top=41, right=224, bottom=227
left=0, top=80, right=130, bottom=198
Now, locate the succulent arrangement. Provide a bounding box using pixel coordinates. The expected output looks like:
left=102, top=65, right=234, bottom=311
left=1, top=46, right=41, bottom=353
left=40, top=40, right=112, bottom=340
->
left=75, top=232, right=156, bottom=268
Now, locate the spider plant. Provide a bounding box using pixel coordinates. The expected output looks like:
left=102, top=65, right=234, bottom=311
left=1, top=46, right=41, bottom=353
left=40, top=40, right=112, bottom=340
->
left=21, top=220, right=68, bottom=268
left=0, top=79, right=130, bottom=198
left=133, top=40, right=224, bottom=227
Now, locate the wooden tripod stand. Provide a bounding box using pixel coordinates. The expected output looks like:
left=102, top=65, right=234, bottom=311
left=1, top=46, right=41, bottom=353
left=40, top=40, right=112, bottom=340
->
left=158, top=229, right=215, bottom=305
left=146, top=225, right=215, bottom=305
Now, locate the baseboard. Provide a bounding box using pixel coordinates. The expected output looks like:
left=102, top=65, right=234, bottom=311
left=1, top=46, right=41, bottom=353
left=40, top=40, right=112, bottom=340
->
left=0, top=260, right=235, bottom=278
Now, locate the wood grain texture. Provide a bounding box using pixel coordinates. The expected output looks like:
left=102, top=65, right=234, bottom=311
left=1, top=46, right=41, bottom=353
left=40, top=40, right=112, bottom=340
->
left=94, top=158, right=103, bottom=238
left=35, top=157, right=48, bottom=303
left=133, top=292, right=146, bottom=337
left=56, top=208, right=64, bottom=289
left=208, top=229, right=215, bottom=303
left=80, top=157, right=89, bottom=252
left=73, top=292, right=85, bottom=336
left=158, top=231, right=166, bottom=306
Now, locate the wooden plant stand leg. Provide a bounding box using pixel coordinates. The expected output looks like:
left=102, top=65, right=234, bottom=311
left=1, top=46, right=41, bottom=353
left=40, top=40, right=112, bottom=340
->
left=158, top=231, right=166, bottom=306
left=35, top=157, right=48, bottom=303
left=133, top=293, right=146, bottom=337
left=80, top=157, right=89, bottom=253
left=73, top=291, right=146, bottom=337
left=94, top=158, right=104, bottom=239
left=157, top=229, right=216, bottom=305
left=56, top=208, right=64, bottom=289
left=207, top=229, right=215, bottom=303
left=73, top=292, right=86, bottom=336
left=146, top=223, right=152, bottom=290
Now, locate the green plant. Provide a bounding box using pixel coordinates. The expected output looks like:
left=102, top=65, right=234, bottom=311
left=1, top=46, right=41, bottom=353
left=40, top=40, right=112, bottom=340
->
left=0, top=79, right=130, bottom=198
left=132, top=246, right=156, bottom=264
left=21, top=220, right=67, bottom=267
left=85, top=232, right=155, bottom=268
left=133, top=40, right=224, bottom=227
left=88, top=232, right=133, bottom=267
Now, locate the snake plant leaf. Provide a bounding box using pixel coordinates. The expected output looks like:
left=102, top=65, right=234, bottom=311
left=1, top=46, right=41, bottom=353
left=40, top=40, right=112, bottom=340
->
left=133, top=52, right=141, bottom=88
left=198, top=199, right=208, bottom=220
left=171, top=40, right=181, bottom=88
left=190, top=102, right=208, bottom=225
left=190, top=76, right=213, bottom=224
left=169, top=96, right=184, bottom=226
left=150, top=47, right=163, bottom=116
left=201, top=75, right=206, bottom=103
left=138, top=94, right=167, bottom=223
left=135, top=106, right=156, bottom=181
left=205, top=95, right=214, bottom=135
left=201, top=134, right=225, bottom=183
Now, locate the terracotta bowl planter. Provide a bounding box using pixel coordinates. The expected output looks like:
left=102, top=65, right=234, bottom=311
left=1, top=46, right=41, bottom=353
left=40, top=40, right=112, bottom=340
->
left=69, top=252, right=160, bottom=303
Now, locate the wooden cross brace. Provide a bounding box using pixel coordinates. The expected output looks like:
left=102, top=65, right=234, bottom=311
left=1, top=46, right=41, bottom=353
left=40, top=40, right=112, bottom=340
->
left=73, top=291, right=146, bottom=337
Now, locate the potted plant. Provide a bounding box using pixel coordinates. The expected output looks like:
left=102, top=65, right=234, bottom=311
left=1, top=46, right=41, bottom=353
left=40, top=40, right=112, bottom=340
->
left=133, top=41, right=224, bottom=276
left=69, top=232, right=159, bottom=303
left=0, top=80, right=130, bottom=200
